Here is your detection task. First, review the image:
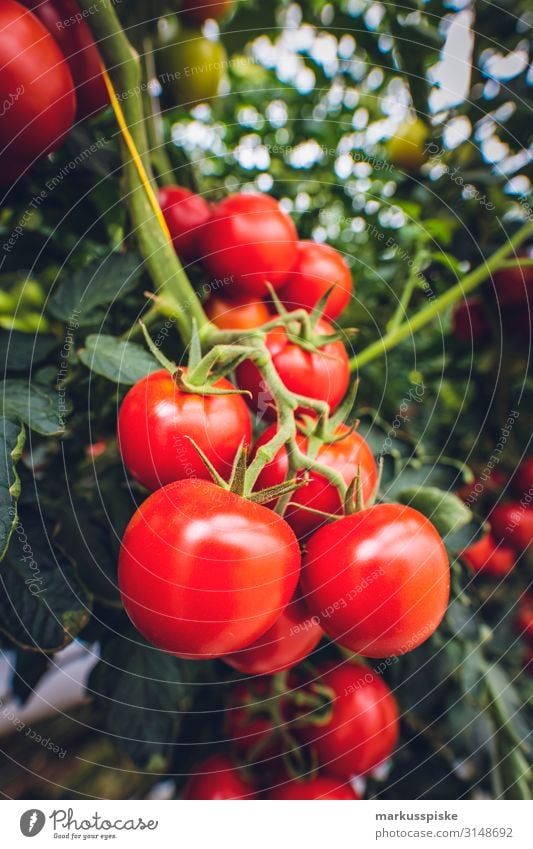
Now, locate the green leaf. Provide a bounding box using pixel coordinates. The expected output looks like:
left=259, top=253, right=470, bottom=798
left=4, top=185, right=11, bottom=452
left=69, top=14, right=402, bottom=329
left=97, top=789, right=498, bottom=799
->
left=395, top=486, right=472, bottom=536
left=0, top=379, right=69, bottom=435
left=0, top=509, right=92, bottom=651
left=0, top=418, right=25, bottom=561
left=88, top=633, right=189, bottom=767
left=48, top=252, right=143, bottom=326
left=79, top=334, right=159, bottom=385
left=0, top=331, right=57, bottom=373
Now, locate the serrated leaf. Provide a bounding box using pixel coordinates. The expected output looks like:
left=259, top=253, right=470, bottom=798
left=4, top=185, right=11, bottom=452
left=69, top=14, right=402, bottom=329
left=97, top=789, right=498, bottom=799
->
left=79, top=334, right=159, bottom=385
left=0, top=379, right=69, bottom=435
left=0, top=331, right=57, bottom=372
left=0, top=509, right=92, bottom=651
left=88, top=634, right=188, bottom=767
left=48, top=252, right=143, bottom=326
left=395, top=486, right=472, bottom=536
left=0, top=418, right=25, bottom=560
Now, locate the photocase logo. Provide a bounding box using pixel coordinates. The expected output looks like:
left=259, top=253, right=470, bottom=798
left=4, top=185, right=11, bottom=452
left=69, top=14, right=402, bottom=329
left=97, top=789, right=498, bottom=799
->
left=20, top=810, right=46, bottom=837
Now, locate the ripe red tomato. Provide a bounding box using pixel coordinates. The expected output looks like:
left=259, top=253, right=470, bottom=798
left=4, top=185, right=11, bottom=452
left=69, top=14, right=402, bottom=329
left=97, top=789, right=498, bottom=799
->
left=452, top=297, right=490, bottom=344
left=252, top=423, right=378, bottom=539
left=269, top=775, right=360, bottom=800
left=205, top=294, right=271, bottom=330
left=223, top=596, right=322, bottom=675
left=226, top=681, right=276, bottom=762
left=119, top=479, right=301, bottom=658
left=461, top=533, right=515, bottom=577
left=512, top=457, right=533, bottom=499
left=300, top=504, right=450, bottom=657
left=492, top=262, right=533, bottom=307
left=21, top=0, right=107, bottom=121
left=117, top=368, right=251, bottom=491
left=236, top=320, right=350, bottom=420
left=180, top=0, right=235, bottom=25
left=183, top=755, right=256, bottom=799
left=279, top=241, right=353, bottom=321
left=0, top=0, right=76, bottom=161
left=516, top=593, right=533, bottom=642
left=158, top=186, right=212, bottom=263
left=200, top=194, right=298, bottom=297
left=490, top=503, right=533, bottom=553
left=299, top=662, right=399, bottom=778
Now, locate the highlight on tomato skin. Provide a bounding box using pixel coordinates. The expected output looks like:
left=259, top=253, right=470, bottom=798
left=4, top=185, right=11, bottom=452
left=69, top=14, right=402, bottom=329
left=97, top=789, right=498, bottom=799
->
left=300, top=503, right=450, bottom=658
left=251, top=422, right=378, bottom=539
left=118, top=479, right=301, bottom=659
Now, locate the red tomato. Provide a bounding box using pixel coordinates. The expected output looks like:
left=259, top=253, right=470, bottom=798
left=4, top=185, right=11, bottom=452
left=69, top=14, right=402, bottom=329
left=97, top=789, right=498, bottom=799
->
left=279, top=241, right=353, bottom=321
left=0, top=0, right=76, bottom=161
left=512, top=457, right=533, bottom=499
left=21, top=0, right=107, bottom=121
left=490, top=503, right=533, bottom=553
left=205, top=294, right=271, bottom=331
left=183, top=755, right=256, bottom=799
left=158, top=185, right=212, bottom=263
left=236, top=320, right=350, bottom=420
left=269, top=775, right=360, bottom=800
left=299, top=662, right=399, bottom=778
left=119, top=479, right=301, bottom=658
left=461, top=533, right=515, bottom=577
left=117, top=368, right=251, bottom=491
left=452, top=297, right=490, bottom=344
left=180, top=0, right=235, bottom=25
left=300, top=504, right=450, bottom=657
left=516, top=593, right=533, bottom=642
left=223, top=596, right=323, bottom=675
left=251, top=423, right=378, bottom=539
left=492, top=262, right=533, bottom=307
left=200, top=194, right=298, bottom=297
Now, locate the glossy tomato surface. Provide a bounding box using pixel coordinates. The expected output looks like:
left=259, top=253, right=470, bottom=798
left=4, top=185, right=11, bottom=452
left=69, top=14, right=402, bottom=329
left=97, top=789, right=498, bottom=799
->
left=205, top=294, right=271, bottom=330
left=279, top=240, right=353, bottom=321
left=0, top=0, right=76, bottom=160
left=201, top=194, right=298, bottom=297
left=462, top=533, right=515, bottom=577
left=269, top=775, right=360, bottom=800
left=299, top=662, right=399, bottom=778
left=158, top=185, right=211, bottom=263
left=22, top=0, right=107, bottom=120
left=236, top=320, right=350, bottom=420
left=223, top=596, right=322, bottom=675
left=301, top=504, right=450, bottom=657
left=183, top=755, right=255, bottom=799
left=512, top=457, right=533, bottom=498
left=490, top=503, right=533, bottom=552
left=252, top=423, right=378, bottom=538
left=117, top=368, right=252, bottom=491
left=119, top=480, right=301, bottom=658
left=452, top=297, right=490, bottom=344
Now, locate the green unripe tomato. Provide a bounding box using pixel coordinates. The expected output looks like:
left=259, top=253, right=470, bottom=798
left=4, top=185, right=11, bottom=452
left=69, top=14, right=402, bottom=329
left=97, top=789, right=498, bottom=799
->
left=157, top=19, right=227, bottom=107
left=387, top=117, right=430, bottom=172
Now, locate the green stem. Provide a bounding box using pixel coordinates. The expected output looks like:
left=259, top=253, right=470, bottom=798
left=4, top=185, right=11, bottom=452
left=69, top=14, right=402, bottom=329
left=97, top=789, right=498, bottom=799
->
left=142, top=37, right=175, bottom=186
left=351, top=222, right=532, bottom=371
left=386, top=248, right=428, bottom=333
left=80, top=0, right=210, bottom=344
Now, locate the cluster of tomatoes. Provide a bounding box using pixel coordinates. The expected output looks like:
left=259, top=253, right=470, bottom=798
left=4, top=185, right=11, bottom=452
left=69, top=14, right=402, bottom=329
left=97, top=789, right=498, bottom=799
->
left=114, top=186, right=453, bottom=797
left=459, top=458, right=533, bottom=668
left=0, top=0, right=107, bottom=185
